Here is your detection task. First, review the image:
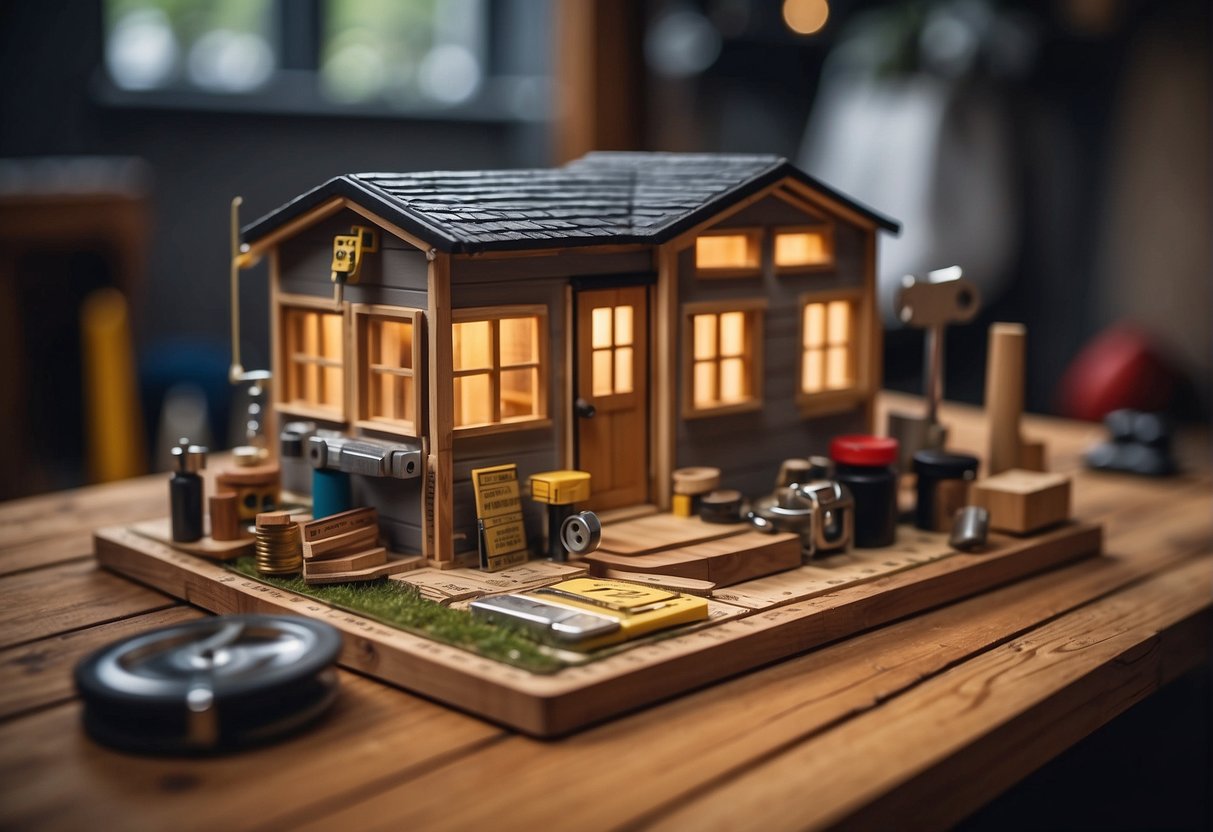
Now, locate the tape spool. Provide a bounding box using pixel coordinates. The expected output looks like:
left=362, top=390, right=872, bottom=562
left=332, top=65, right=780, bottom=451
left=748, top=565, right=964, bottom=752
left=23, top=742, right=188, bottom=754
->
left=560, top=511, right=602, bottom=555
left=74, top=614, right=342, bottom=755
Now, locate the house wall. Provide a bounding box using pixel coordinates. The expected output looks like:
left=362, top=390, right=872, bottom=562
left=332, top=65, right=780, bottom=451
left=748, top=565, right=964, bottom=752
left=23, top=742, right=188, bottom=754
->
left=674, top=194, right=875, bottom=497
left=274, top=207, right=430, bottom=553
left=448, top=248, right=653, bottom=555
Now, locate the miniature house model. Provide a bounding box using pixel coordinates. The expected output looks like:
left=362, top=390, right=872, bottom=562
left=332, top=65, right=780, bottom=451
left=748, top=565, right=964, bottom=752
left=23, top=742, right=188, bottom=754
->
left=238, top=152, right=899, bottom=564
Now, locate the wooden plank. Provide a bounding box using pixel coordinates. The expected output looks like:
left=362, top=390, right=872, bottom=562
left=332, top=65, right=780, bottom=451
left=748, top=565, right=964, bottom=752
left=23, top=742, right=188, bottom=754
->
left=302, top=548, right=386, bottom=575
left=428, top=252, right=454, bottom=562
left=0, top=673, right=503, bottom=832
left=587, top=531, right=802, bottom=587
left=644, top=556, right=1213, bottom=832
left=597, top=513, right=748, bottom=555
left=302, top=523, right=379, bottom=558
left=281, top=499, right=1209, bottom=832
left=0, top=606, right=203, bottom=720
left=0, top=560, right=174, bottom=650
left=129, top=517, right=253, bottom=560
left=93, top=513, right=1100, bottom=736
left=302, top=552, right=421, bottom=584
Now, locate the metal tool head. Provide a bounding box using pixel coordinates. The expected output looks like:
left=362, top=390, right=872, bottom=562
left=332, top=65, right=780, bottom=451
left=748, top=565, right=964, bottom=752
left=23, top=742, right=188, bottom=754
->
left=560, top=510, right=603, bottom=555
left=895, top=266, right=981, bottom=328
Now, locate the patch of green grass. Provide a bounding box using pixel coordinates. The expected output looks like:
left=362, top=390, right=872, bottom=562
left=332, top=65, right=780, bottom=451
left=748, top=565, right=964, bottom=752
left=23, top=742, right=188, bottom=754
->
left=228, top=557, right=565, bottom=674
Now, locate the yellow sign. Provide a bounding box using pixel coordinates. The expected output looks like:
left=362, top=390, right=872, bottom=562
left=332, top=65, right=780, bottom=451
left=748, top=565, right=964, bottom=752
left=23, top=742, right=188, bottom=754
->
left=471, top=463, right=529, bottom=570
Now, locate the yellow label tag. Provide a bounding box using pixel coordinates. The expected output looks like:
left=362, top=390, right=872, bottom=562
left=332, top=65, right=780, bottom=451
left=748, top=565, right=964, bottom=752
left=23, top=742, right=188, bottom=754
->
left=471, top=464, right=529, bottom=566
left=539, top=578, right=678, bottom=611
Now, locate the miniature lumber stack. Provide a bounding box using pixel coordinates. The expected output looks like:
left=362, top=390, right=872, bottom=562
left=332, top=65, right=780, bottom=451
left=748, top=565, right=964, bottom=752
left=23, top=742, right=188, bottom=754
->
left=301, top=507, right=413, bottom=584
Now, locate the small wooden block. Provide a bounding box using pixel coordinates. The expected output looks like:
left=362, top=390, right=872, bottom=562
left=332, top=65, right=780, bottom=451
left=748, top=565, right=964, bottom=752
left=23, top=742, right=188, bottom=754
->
left=1019, top=439, right=1047, bottom=472
left=256, top=510, right=294, bottom=527
left=208, top=493, right=241, bottom=541
left=301, top=554, right=424, bottom=585
left=302, top=507, right=378, bottom=542
left=302, top=547, right=386, bottom=575
left=971, top=469, right=1071, bottom=534
left=302, top=525, right=379, bottom=559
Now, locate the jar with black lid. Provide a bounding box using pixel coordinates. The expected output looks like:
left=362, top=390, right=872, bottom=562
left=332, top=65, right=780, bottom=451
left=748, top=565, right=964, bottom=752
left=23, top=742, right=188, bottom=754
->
left=829, top=434, right=899, bottom=548
left=913, top=450, right=979, bottom=532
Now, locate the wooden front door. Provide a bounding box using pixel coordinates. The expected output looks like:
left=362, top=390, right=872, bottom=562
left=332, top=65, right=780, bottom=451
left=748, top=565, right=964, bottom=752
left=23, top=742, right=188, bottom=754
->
left=575, top=286, right=648, bottom=511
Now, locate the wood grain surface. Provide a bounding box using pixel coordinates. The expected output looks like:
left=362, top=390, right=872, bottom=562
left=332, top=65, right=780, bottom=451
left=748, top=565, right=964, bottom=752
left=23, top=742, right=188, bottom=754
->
left=0, top=394, right=1208, bottom=831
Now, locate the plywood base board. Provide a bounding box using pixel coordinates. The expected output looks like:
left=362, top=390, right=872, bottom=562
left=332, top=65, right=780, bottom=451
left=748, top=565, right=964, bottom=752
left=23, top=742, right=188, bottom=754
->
left=94, top=520, right=1101, bottom=737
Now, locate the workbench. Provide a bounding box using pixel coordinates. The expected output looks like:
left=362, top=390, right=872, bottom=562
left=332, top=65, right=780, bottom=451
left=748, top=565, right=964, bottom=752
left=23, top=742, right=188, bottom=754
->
left=1, top=394, right=1209, bottom=830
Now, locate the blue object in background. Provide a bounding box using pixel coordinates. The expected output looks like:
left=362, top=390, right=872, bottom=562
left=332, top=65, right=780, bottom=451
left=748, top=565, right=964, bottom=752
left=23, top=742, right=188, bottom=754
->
left=312, top=468, right=351, bottom=520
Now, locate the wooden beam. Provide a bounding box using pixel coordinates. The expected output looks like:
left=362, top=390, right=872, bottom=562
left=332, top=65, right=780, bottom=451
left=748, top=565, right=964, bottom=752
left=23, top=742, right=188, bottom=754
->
left=554, top=0, right=645, bottom=162
left=426, top=252, right=454, bottom=563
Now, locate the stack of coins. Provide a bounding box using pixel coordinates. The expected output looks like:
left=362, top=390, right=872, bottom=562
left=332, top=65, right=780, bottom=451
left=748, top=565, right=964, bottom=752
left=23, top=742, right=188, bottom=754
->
left=254, top=511, right=302, bottom=576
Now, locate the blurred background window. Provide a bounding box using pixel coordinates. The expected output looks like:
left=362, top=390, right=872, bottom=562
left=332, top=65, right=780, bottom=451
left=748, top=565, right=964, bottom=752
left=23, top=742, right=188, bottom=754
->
left=102, top=0, right=501, bottom=112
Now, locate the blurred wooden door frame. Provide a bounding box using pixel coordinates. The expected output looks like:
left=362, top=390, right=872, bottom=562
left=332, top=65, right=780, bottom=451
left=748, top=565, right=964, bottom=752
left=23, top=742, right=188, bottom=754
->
left=554, top=0, right=646, bottom=163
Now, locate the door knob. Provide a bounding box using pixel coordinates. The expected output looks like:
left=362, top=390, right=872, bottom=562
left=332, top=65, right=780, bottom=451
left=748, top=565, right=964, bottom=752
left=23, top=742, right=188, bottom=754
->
left=574, top=398, right=596, bottom=419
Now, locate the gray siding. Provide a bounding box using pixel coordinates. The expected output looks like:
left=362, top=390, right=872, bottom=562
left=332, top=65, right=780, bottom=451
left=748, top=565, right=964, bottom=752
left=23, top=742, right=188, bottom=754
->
left=446, top=274, right=570, bottom=555
left=275, top=208, right=431, bottom=553
left=676, top=195, right=873, bottom=497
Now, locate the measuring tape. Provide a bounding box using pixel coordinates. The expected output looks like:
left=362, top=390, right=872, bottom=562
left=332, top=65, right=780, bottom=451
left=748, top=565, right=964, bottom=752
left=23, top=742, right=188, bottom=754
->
left=74, top=615, right=342, bottom=754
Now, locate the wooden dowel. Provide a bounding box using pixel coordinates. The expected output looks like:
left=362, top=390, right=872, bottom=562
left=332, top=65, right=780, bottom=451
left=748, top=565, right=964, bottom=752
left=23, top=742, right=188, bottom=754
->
left=985, top=323, right=1026, bottom=475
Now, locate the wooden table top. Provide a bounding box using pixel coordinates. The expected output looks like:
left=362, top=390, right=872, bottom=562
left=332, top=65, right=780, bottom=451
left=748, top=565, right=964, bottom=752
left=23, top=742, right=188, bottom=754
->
left=1, top=394, right=1209, bottom=831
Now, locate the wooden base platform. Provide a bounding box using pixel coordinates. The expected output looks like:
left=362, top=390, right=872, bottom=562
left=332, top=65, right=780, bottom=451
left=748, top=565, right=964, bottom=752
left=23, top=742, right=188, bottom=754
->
left=94, top=519, right=1101, bottom=737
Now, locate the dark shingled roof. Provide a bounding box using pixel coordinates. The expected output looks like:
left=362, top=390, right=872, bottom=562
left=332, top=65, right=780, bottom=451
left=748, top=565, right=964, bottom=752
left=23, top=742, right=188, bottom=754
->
left=242, top=152, right=899, bottom=253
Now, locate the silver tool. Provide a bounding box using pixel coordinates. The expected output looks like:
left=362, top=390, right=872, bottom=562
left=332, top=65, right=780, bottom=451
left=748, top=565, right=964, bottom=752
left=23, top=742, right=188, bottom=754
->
left=469, top=594, right=620, bottom=645
left=747, top=480, right=854, bottom=557
left=887, top=266, right=981, bottom=470
left=308, top=434, right=422, bottom=479
left=949, top=505, right=990, bottom=552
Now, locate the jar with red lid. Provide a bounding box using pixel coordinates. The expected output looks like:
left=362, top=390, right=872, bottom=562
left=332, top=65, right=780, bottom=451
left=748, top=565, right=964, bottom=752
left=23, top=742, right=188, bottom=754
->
left=829, top=434, right=899, bottom=548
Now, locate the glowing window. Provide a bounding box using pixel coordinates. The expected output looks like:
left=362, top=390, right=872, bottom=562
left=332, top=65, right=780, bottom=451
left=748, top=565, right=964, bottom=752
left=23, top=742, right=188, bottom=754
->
left=283, top=307, right=345, bottom=416
left=590, top=304, right=635, bottom=396
left=802, top=299, right=855, bottom=394
left=695, top=231, right=760, bottom=273
left=453, top=309, right=546, bottom=430
left=775, top=229, right=833, bottom=269
left=356, top=309, right=420, bottom=435
left=688, top=306, right=762, bottom=413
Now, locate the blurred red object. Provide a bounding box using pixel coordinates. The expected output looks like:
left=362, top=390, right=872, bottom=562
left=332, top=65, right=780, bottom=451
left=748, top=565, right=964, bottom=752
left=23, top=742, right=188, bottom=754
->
left=1056, top=323, right=1177, bottom=421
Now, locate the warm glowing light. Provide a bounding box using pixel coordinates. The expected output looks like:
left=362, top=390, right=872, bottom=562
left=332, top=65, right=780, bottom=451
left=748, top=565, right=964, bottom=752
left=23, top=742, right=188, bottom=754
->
left=775, top=231, right=830, bottom=267
left=691, top=310, right=753, bottom=409
left=782, top=0, right=829, bottom=35
left=366, top=317, right=415, bottom=427
left=696, top=234, right=756, bottom=270
left=801, top=300, right=853, bottom=394
left=453, top=314, right=544, bottom=428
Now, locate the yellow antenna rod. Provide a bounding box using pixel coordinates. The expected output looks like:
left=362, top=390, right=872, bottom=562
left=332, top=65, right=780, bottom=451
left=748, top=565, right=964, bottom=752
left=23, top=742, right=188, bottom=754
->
left=229, top=196, right=245, bottom=384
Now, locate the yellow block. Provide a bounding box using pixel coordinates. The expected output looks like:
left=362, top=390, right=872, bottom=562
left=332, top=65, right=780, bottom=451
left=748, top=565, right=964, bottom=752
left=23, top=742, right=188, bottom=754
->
left=672, top=493, right=693, bottom=518
left=528, top=470, right=591, bottom=505
left=532, top=578, right=709, bottom=650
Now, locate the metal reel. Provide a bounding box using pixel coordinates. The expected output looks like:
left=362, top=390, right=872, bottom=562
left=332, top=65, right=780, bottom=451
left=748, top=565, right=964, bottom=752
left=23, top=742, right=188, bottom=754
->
left=559, top=510, right=603, bottom=555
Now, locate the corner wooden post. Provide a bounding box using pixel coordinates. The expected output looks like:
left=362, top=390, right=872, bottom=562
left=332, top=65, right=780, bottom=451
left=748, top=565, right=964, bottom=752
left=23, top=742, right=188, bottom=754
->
left=653, top=245, right=679, bottom=510
left=427, top=251, right=454, bottom=563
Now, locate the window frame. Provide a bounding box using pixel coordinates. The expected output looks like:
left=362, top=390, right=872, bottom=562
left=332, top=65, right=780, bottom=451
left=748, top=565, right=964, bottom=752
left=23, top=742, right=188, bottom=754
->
left=796, top=287, right=870, bottom=417
left=451, top=304, right=551, bottom=438
left=275, top=292, right=349, bottom=424
left=351, top=304, right=424, bottom=438
left=681, top=298, right=767, bottom=420
left=773, top=224, right=836, bottom=273
left=693, top=229, right=764, bottom=279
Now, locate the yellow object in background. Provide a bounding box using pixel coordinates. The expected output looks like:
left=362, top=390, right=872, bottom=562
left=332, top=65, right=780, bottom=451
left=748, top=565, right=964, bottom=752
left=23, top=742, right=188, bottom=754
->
left=672, top=493, right=693, bottom=517
left=81, top=288, right=146, bottom=483
left=533, top=578, right=709, bottom=650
